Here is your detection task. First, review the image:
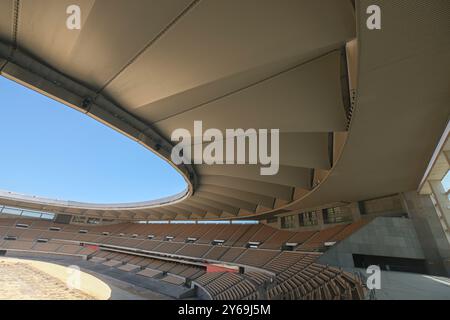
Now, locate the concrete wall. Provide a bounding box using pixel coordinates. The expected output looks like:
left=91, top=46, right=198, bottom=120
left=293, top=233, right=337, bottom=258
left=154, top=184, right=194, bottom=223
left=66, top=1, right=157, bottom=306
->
left=318, top=217, right=424, bottom=268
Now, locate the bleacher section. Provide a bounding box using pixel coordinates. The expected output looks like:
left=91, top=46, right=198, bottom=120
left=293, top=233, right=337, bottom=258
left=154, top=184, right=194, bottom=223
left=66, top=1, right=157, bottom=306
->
left=0, top=218, right=368, bottom=300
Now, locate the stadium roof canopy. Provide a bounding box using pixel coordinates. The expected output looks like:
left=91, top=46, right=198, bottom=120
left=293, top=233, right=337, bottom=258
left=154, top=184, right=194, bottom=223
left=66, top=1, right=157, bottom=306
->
left=0, top=0, right=448, bottom=221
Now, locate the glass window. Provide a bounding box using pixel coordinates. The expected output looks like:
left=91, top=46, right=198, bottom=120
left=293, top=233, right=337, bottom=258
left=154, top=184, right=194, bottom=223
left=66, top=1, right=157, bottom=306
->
left=72, top=216, right=87, bottom=223
left=87, top=217, right=100, bottom=225
left=1, top=207, right=23, bottom=215
left=280, top=215, right=296, bottom=229
left=299, top=211, right=318, bottom=226
left=323, top=207, right=351, bottom=224
left=40, top=213, right=55, bottom=220
left=0, top=205, right=53, bottom=220
left=198, top=220, right=231, bottom=224
left=170, top=220, right=197, bottom=224
left=231, top=220, right=258, bottom=225
left=441, top=170, right=449, bottom=200
left=21, top=211, right=41, bottom=218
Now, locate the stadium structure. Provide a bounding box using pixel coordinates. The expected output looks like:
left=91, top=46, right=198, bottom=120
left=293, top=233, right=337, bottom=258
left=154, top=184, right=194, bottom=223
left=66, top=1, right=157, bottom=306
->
left=0, top=0, right=449, bottom=301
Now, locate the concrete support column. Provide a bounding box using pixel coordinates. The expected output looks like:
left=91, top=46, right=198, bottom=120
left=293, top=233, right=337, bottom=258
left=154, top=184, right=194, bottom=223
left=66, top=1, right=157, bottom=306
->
left=316, top=209, right=324, bottom=229
left=348, top=202, right=362, bottom=222
left=401, top=191, right=450, bottom=276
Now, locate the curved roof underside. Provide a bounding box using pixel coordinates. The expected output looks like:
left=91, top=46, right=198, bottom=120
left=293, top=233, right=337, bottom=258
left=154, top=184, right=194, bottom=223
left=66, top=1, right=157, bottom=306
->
left=0, top=0, right=448, bottom=221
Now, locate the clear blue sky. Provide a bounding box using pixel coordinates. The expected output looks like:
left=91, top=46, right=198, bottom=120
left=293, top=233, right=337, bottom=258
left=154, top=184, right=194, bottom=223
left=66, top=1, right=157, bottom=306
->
left=443, top=171, right=450, bottom=193
left=0, top=76, right=187, bottom=203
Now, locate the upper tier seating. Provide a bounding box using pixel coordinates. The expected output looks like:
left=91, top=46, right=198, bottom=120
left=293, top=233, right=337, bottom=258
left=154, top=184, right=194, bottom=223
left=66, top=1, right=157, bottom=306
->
left=0, top=217, right=369, bottom=252
left=297, top=225, right=348, bottom=251
left=260, top=229, right=296, bottom=249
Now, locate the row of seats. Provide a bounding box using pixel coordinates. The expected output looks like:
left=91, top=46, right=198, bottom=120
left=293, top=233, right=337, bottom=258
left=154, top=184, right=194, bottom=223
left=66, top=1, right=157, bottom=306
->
left=0, top=238, right=95, bottom=256
left=90, top=250, right=206, bottom=281
left=267, top=264, right=365, bottom=300
left=0, top=217, right=370, bottom=251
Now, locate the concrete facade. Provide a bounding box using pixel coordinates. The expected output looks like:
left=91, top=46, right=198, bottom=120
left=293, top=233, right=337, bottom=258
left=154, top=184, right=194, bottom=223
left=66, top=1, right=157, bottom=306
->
left=318, top=217, right=424, bottom=268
